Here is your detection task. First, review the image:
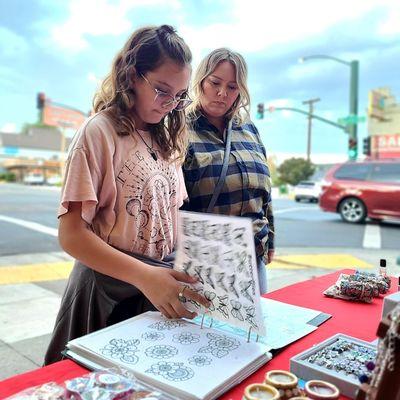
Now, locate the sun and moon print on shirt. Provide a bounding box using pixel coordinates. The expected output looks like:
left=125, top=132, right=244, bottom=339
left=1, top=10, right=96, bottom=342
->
left=116, top=148, right=178, bottom=258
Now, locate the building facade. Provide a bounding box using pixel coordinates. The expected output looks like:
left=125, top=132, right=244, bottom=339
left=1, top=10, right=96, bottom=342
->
left=368, top=87, right=400, bottom=159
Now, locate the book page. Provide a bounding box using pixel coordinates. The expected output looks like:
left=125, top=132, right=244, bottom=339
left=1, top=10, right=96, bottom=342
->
left=69, top=312, right=269, bottom=400
left=174, top=211, right=266, bottom=336
left=195, top=298, right=321, bottom=350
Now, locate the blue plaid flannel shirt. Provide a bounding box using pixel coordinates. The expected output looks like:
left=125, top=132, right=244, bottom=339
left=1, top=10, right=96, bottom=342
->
left=182, top=114, right=275, bottom=261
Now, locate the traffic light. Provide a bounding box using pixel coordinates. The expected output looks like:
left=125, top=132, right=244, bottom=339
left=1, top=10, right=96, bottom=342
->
left=256, top=103, right=264, bottom=119
left=348, top=137, right=358, bottom=160
left=363, top=136, right=371, bottom=156
left=37, top=92, right=46, bottom=109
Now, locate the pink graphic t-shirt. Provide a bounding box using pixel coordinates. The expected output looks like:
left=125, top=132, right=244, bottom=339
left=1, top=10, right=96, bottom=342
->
left=58, top=112, right=187, bottom=260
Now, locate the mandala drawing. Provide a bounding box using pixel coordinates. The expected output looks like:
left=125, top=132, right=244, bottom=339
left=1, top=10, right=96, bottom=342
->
left=172, top=332, right=200, bottom=345
left=230, top=299, right=244, bottom=321
left=100, top=338, right=140, bottom=364
left=198, top=332, right=240, bottom=358
left=146, top=361, right=194, bottom=381
left=188, top=355, right=212, bottom=367
left=141, top=331, right=165, bottom=341
left=148, top=319, right=186, bottom=331
left=145, top=345, right=178, bottom=359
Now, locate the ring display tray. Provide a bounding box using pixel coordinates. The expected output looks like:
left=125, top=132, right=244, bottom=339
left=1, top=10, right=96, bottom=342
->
left=290, top=333, right=377, bottom=399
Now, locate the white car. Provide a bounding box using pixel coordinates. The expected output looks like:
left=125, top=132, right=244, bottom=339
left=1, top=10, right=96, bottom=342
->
left=294, top=181, right=321, bottom=203
left=46, top=175, right=62, bottom=185
left=23, top=173, right=45, bottom=185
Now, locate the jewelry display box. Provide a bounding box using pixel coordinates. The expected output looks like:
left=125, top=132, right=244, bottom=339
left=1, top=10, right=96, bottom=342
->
left=290, top=333, right=377, bottom=399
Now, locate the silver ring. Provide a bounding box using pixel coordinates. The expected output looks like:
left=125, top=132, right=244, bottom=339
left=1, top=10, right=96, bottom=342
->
left=178, top=286, right=187, bottom=303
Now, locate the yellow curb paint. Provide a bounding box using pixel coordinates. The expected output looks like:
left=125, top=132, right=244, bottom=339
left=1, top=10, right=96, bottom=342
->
left=268, top=254, right=373, bottom=270
left=0, top=261, right=73, bottom=285
left=0, top=254, right=373, bottom=284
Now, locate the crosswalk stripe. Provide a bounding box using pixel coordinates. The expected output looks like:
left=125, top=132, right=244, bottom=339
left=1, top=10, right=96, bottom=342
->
left=363, top=223, right=381, bottom=249
left=0, top=215, right=58, bottom=237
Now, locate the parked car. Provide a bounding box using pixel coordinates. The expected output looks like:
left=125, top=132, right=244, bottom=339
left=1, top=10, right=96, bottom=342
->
left=319, top=160, right=400, bottom=223
left=46, top=175, right=62, bottom=185
left=23, top=173, right=45, bottom=185
left=294, top=181, right=321, bottom=203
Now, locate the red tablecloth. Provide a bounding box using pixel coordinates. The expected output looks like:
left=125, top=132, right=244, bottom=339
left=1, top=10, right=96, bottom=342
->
left=1, top=269, right=394, bottom=399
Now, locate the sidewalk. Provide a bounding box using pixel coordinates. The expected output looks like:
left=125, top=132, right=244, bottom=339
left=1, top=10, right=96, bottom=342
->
left=1, top=247, right=399, bottom=381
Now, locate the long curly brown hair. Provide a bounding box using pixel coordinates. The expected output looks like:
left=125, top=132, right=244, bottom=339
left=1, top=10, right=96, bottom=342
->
left=93, top=25, right=192, bottom=161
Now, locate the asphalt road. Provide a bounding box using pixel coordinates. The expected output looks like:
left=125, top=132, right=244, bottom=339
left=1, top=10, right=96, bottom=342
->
left=0, top=183, right=399, bottom=257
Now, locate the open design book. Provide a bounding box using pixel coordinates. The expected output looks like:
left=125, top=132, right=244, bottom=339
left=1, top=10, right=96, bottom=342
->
left=65, top=311, right=272, bottom=400
left=65, top=211, right=330, bottom=399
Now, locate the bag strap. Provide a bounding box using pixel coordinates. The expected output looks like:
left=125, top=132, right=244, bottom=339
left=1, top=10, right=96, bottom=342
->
left=207, top=119, right=233, bottom=212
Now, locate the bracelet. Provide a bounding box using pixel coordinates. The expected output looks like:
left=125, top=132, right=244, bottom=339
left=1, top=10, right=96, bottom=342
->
left=243, top=383, right=280, bottom=400
left=304, top=380, right=340, bottom=399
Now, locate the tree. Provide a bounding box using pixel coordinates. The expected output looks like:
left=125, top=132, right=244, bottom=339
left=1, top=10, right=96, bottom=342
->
left=266, top=154, right=282, bottom=186
left=277, top=157, right=316, bottom=186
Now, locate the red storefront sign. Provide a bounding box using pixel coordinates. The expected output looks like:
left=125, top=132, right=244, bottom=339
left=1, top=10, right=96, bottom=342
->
left=372, top=134, right=400, bottom=158
left=43, top=102, right=87, bottom=130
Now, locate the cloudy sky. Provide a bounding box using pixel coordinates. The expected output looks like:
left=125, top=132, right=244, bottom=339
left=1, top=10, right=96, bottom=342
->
left=1, top=0, right=399, bottom=159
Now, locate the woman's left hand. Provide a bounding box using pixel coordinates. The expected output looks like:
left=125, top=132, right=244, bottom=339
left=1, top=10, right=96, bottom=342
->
left=267, top=249, right=275, bottom=264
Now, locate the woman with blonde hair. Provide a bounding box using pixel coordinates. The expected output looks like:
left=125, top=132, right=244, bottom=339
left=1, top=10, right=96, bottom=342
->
left=183, top=48, right=275, bottom=294
left=45, top=25, right=209, bottom=365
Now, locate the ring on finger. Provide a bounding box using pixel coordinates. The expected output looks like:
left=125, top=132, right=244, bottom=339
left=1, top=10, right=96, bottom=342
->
left=178, top=285, right=188, bottom=303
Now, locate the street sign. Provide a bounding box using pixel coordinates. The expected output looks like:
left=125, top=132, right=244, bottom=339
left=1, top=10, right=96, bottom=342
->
left=338, top=115, right=366, bottom=126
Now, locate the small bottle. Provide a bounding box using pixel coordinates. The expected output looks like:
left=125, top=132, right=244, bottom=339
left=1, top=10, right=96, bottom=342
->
left=379, top=259, right=387, bottom=277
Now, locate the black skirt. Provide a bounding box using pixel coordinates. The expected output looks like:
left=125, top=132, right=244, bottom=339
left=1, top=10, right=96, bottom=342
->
left=44, top=251, right=174, bottom=365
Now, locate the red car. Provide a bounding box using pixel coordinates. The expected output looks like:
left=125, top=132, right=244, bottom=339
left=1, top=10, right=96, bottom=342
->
left=319, top=160, right=400, bottom=223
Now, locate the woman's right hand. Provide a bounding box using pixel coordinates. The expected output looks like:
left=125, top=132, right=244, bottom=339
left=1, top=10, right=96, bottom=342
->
left=139, top=267, right=211, bottom=320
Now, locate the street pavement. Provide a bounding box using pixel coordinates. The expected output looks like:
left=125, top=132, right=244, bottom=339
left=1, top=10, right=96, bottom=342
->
left=1, top=247, right=400, bottom=381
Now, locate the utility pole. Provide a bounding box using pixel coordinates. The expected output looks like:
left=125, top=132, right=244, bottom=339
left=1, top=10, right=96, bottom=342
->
left=348, top=60, right=359, bottom=160
left=302, top=97, right=320, bottom=162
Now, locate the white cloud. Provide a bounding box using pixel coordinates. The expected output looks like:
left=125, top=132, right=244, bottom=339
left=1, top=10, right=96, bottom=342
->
left=183, top=0, right=399, bottom=61
left=50, top=0, right=132, bottom=51
left=45, top=0, right=183, bottom=52
left=0, top=27, right=28, bottom=58
left=377, top=2, right=400, bottom=35
left=1, top=123, right=17, bottom=133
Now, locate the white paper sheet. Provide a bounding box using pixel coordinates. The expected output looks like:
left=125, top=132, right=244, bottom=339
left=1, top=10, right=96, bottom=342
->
left=174, top=211, right=265, bottom=336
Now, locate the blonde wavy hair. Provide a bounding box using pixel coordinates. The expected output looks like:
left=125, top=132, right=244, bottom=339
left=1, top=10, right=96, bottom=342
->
left=189, top=48, right=250, bottom=125
left=93, top=25, right=192, bottom=161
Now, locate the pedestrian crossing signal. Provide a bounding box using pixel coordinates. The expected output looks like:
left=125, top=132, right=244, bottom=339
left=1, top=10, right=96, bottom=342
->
left=256, top=103, right=264, bottom=119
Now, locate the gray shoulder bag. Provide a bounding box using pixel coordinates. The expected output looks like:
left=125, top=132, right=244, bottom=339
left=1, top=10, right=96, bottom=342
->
left=206, top=119, right=233, bottom=212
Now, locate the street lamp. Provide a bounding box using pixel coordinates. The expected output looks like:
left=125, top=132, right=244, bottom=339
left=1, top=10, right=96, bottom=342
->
left=299, top=54, right=359, bottom=160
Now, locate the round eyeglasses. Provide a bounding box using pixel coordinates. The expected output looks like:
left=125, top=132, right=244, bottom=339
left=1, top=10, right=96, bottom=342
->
left=141, top=74, right=192, bottom=111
